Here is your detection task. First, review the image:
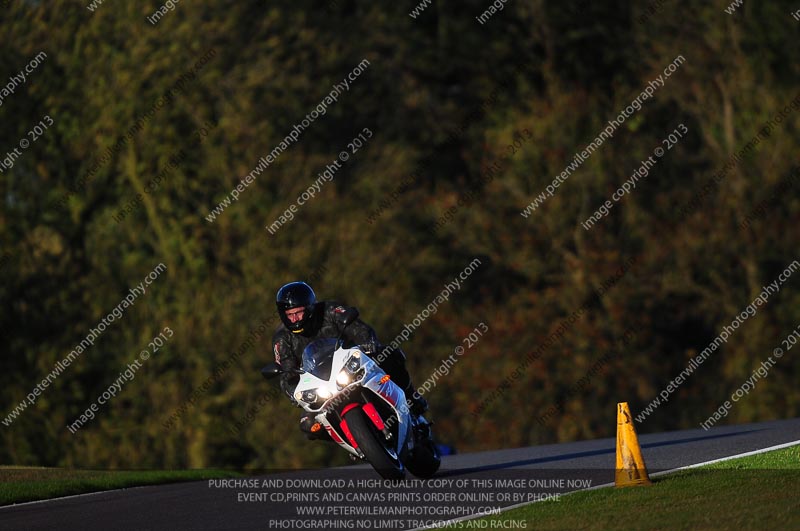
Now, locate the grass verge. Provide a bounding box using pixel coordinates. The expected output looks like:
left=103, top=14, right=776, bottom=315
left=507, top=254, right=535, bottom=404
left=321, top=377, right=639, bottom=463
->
left=0, top=467, right=242, bottom=506
left=449, top=444, right=800, bottom=530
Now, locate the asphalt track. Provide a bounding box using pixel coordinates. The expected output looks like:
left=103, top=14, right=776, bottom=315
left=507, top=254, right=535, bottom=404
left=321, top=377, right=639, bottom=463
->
left=2, top=417, right=799, bottom=530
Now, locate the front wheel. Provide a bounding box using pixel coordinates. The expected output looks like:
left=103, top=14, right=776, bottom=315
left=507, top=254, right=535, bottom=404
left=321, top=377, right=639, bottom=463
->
left=343, top=407, right=405, bottom=480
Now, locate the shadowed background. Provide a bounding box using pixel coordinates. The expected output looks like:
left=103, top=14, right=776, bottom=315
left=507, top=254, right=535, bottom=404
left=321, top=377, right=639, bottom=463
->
left=1, top=0, right=799, bottom=471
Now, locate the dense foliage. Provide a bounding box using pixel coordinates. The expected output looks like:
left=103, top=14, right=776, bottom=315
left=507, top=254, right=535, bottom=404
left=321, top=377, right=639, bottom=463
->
left=1, top=0, right=798, bottom=470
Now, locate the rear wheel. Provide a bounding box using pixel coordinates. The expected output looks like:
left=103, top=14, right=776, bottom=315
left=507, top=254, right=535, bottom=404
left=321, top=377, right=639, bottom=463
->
left=406, top=424, right=441, bottom=478
left=343, top=408, right=405, bottom=480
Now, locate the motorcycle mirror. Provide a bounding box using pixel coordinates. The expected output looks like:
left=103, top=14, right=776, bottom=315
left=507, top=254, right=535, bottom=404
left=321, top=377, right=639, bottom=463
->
left=261, top=363, right=302, bottom=379
left=261, top=363, right=283, bottom=380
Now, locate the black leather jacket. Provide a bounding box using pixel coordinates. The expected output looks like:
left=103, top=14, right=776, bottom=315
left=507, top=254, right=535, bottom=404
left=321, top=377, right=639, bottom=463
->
left=272, top=301, right=381, bottom=403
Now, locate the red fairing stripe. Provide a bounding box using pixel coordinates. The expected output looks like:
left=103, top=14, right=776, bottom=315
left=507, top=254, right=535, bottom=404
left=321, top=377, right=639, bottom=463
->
left=362, top=403, right=385, bottom=430
left=325, top=425, right=344, bottom=444
left=377, top=390, right=396, bottom=406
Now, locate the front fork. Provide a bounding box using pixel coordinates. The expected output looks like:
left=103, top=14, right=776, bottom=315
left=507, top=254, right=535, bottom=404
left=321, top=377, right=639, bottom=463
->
left=324, top=406, right=366, bottom=459
left=336, top=397, right=401, bottom=458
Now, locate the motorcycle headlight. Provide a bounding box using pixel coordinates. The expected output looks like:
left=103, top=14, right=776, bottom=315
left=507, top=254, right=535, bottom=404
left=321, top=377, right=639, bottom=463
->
left=301, top=390, right=317, bottom=403
left=317, top=386, right=332, bottom=399
left=336, top=370, right=352, bottom=386
left=294, top=391, right=303, bottom=402
left=344, top=354, right=362, bottom=373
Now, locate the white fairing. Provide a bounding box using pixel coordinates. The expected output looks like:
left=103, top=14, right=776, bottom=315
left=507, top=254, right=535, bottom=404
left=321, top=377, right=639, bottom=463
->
left=292, top=344, right=413, bottom=459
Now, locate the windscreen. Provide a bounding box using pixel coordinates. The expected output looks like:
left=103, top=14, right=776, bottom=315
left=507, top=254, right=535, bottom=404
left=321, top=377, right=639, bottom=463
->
left=301, top=338, right=337, bottom=381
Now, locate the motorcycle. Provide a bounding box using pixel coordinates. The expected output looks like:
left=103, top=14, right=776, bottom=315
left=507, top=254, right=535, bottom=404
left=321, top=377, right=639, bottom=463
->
left=261, top=309, right=440, bottom=480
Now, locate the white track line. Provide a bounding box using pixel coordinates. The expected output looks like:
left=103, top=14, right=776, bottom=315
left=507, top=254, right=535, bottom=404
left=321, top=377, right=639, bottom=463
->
left=411, top=438, right=800, bottom=530
left=0, top=483, right=156, bottom=510
left=650, top=438, right=800, bottom=476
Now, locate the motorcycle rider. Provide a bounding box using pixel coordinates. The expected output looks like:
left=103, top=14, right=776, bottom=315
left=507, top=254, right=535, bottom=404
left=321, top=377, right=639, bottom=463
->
left=272, top=281, right=428, bottom=440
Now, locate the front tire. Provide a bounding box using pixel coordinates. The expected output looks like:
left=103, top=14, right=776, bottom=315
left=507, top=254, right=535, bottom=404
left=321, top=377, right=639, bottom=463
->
left=343, top=407, right=405, bottom=480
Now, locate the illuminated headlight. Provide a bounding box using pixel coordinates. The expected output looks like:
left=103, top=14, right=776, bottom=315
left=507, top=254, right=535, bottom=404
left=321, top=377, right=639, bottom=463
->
left=294, top=391, right=303, bottom=402
left=336, top=370, right=352, bottom=386
left=317, top=387, right=332, bottom=399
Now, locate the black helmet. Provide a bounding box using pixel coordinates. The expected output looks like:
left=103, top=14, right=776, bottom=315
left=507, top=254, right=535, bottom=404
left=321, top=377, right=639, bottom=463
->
left=276, top=281, right=316, bottom=333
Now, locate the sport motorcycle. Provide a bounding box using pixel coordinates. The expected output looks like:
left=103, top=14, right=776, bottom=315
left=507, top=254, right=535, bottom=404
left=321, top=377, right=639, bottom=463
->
left=262, top=309, right=440, bottom=480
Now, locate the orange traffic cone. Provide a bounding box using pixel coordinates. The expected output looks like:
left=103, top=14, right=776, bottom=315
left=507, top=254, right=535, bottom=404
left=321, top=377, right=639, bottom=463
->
left=615, top=402, right=652, bottom=487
